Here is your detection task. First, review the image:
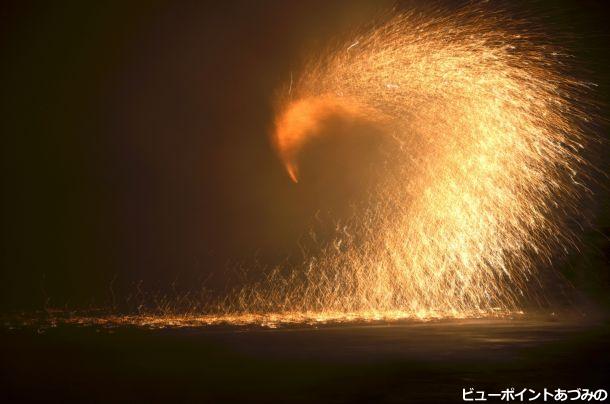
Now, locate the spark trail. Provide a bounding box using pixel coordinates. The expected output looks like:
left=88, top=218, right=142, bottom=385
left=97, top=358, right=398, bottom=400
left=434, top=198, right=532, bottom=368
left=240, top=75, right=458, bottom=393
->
left=260, top=3, right=595, bottom=322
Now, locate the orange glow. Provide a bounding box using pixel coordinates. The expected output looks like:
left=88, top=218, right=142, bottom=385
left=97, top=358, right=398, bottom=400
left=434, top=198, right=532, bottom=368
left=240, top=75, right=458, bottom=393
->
left=273, top=95, right=384, bottom=182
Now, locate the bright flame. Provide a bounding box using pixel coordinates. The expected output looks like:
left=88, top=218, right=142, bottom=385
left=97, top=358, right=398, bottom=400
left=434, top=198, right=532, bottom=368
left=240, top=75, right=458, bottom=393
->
left=273, top=95, right=385, bottom=182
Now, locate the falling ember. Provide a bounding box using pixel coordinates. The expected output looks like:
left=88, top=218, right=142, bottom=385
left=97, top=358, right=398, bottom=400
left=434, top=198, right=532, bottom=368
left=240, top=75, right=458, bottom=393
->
left=258, top=4, right=595, bottom=323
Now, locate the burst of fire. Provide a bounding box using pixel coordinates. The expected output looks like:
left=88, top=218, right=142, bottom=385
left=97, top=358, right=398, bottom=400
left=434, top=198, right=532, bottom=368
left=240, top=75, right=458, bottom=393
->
left=257, top=4, right=594, bottom=323
left=22, top=4, right=595, bottom=329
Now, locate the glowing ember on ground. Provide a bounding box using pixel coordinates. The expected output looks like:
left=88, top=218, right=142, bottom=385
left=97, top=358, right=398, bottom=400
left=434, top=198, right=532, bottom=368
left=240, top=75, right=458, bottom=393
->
left=8, top=309, right=531, bottom=330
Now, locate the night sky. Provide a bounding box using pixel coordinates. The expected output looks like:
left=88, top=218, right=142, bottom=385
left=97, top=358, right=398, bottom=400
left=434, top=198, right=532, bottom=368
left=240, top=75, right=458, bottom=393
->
left=1, top=0, right=609, bottom=311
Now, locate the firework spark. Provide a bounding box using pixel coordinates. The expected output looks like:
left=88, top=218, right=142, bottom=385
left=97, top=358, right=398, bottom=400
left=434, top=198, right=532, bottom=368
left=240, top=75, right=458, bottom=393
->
left=21, top=3, right=595, bottom=329
left=261, top=4, right=594, bottom=322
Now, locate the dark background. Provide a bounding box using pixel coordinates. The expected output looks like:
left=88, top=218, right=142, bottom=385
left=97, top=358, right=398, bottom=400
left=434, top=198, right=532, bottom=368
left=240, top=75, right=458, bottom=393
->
left=1, top=0, right=608, bottom=312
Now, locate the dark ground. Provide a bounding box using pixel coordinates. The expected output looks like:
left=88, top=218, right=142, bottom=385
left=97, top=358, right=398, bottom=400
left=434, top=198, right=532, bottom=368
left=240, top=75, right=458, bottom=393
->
left=2, top=317, right=609, bottom=403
